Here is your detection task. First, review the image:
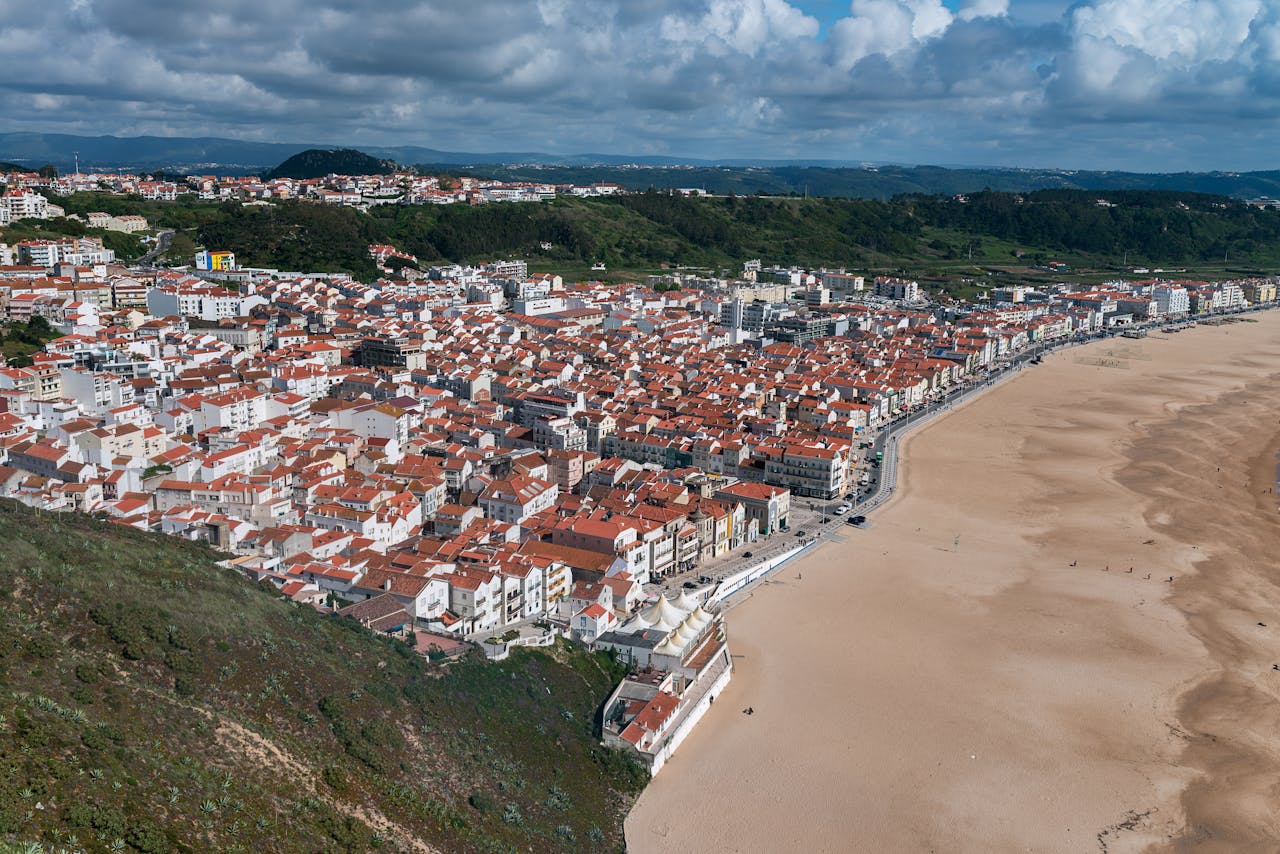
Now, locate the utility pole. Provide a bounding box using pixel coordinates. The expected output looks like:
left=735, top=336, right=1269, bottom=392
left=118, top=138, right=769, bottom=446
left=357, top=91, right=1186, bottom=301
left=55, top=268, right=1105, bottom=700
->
left=953, top=534, right=961, bottom=553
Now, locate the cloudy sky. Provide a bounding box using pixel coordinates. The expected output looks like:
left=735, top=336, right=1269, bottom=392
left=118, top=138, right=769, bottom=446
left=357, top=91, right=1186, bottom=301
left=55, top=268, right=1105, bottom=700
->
left=2, top=0, right=1277, bottom=170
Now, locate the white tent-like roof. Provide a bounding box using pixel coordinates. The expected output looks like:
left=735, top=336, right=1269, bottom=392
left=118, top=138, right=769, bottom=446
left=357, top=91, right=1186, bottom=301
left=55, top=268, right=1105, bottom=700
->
left=653, top=637, right=682, bottom=657
left=670, top=590, right=699, bottom=612
left=649, top=614, right=680, bottom=633
left=640, top=595, right=685, bottom=627
left=680, top=611, right=708, bottom=636
left=688, top=605, right=713, bottom=627
left=623, top=611, right=653, bottom=633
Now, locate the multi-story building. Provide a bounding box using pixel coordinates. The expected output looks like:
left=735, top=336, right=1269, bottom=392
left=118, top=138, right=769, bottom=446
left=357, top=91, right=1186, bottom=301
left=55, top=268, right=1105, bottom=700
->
left=714, top=482, right=790, bottom=535
left=763, top=444, right=848, bottom=499
left=873, top=277, right=921, bottom=301
left=356, top=335, right=428, bottom=371
left=478, top=475, right=558, bottom=524
left=1153, top=285, right=1190, bottom=316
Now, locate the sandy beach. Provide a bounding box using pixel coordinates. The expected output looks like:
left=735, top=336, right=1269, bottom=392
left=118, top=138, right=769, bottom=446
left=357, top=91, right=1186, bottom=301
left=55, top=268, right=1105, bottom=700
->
left=627, top=313, right=1280, bottom=853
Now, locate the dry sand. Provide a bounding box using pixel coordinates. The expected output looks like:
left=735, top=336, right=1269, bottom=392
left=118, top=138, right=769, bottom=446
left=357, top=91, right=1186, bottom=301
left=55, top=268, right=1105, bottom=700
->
left=627, top=314, right=1280, bottom=853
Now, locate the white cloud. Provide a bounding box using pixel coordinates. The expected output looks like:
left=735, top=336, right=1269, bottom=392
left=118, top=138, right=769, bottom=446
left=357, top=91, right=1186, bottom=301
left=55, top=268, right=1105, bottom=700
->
left=958, top=0, right=1009, bottom=22
left=661, top=0, right=818, bottom=56
left=3, top=0, right=1280, bottom=169
left=829, top=0, right=954, bottom=70
left=1070, top=0, right=1262, bottom=65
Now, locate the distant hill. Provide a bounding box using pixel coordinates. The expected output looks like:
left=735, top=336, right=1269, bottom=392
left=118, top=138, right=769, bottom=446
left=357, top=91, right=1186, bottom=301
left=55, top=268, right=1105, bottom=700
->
left=0, top=501, right=645, bottom=852
left=446, top=163, right=1280, bottom=201
left=266, top=148, right=398, bottom=180
left=1, top=132, right=1278, bottom=199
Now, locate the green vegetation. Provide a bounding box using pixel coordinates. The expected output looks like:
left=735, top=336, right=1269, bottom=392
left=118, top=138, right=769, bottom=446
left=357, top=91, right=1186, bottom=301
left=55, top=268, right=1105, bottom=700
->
left=266, top=149, right=397, bottom=181
left=41, top=191, right=213, bottom=232
left=0, top=501, right=644, bottom=853
left=1, top=317, right=58, bottom=368
left=197, top=202, right=385, bottom=278
left=444, top=163, right=1280, bottom=201
left=41, top=187, right=1280, bottom=285
left=0, top=214, right=146, bottom=262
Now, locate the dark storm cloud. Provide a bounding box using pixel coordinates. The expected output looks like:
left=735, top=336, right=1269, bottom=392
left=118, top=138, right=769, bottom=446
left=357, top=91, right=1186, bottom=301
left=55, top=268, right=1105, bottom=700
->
left=2, top=0, right=1279, bottom=168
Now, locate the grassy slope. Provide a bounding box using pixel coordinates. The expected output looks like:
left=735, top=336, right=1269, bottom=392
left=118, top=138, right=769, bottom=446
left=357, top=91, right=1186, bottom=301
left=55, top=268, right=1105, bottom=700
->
left=0, top=501, right=644, bottom=854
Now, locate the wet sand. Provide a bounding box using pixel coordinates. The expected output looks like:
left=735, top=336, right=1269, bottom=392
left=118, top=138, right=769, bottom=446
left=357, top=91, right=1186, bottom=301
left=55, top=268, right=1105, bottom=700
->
left=627, top=315, right=1280, bottom=853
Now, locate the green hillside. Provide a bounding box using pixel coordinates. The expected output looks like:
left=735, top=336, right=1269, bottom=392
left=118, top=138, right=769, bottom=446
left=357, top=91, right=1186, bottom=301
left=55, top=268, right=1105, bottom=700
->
left=267, top=149, right=397, bottom=181
left=36, top=186, right=1280, bottom=283
left=441, top=163, right=1280, bottom=201
left=192, top=189, right=1280, bottom=276
left=0, top=501, right=644, bottom=853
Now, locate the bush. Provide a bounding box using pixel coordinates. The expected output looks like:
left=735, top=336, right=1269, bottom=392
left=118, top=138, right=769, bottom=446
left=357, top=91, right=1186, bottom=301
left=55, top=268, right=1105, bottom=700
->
left=467, top=790, right=494, bottom=813
left=321, top=766, right=348, bottom=793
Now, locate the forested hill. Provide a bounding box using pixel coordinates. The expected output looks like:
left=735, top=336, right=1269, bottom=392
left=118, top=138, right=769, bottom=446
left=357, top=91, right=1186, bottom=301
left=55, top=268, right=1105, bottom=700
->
left=0, top=501, right=645, bottom=853
left=190, top=188, right=1280, bottom=277
left=266, top=149, right=397, bottom=180
left=443, top=163, right=1280, bottom=201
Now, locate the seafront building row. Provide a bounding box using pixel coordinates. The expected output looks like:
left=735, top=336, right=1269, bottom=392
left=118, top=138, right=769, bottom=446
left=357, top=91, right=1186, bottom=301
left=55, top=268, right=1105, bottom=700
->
left=0, top=237, right=1269, bottom=771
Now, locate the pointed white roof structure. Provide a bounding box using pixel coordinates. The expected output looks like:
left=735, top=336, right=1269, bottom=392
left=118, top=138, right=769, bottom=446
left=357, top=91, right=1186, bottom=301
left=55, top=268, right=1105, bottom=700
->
left=680, top=611, right=708, bottom=636
left=650, top=614, right=680, bottom=633
left=670, top=590, right=699, bottom=612
left=623, top=611, right=653, bottom=633
left=653, top=637, right=682, bottom=657
left=641, top=595, right=684, bottom=627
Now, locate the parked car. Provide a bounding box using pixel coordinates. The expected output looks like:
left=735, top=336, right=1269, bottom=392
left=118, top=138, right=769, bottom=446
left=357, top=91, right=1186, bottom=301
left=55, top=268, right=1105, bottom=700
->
left=682, top=581, right=698, bottom=589
left=795, top=529, right=807, bottom=537
left=743, top=551, right=753, bottom=559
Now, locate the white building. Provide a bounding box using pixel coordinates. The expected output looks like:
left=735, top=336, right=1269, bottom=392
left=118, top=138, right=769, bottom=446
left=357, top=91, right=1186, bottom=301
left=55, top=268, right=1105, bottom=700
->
left=1153, top=285, right=1190, bottom=316
left=146, top=284, right=267, bottom=321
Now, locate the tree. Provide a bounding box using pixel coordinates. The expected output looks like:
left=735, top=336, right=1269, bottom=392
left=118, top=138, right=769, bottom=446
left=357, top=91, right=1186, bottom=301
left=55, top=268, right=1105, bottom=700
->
left=38, top=164, right=58, bottom=179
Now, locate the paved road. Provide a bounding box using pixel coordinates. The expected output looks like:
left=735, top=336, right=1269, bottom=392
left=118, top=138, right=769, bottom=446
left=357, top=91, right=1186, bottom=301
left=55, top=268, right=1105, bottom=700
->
left=137, top=229, right=174, bottom=268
